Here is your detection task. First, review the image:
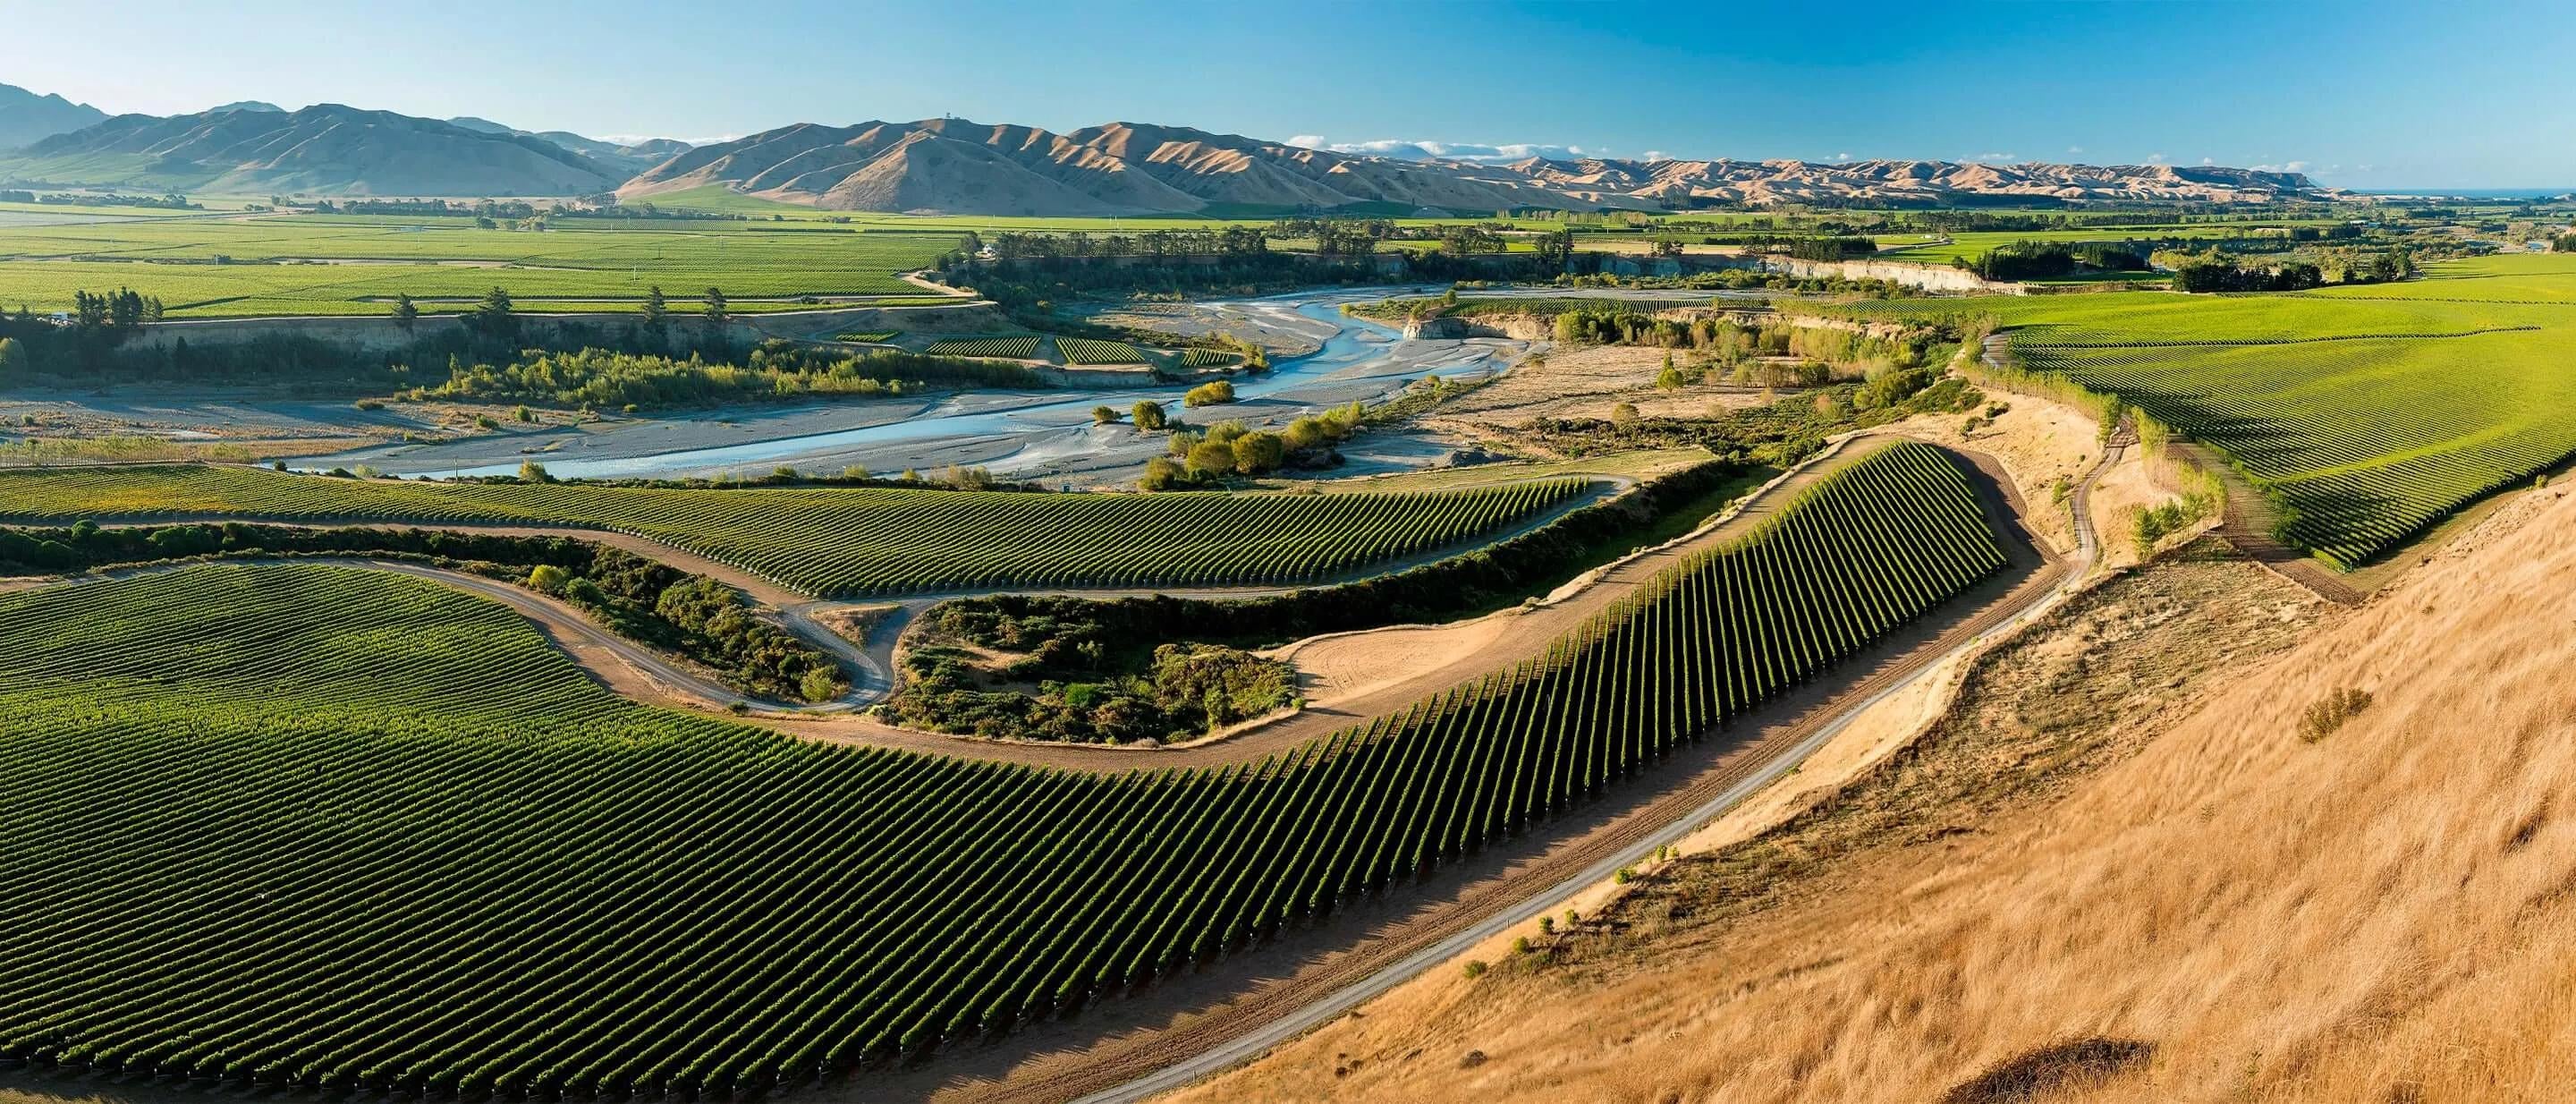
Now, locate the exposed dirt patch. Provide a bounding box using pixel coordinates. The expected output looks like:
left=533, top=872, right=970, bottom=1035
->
left=1884, top=394, right=2105, bottom=557
left=1415, top=344, right=1784, bottom=438
left=1166, top=540, right=2332, bottom=1104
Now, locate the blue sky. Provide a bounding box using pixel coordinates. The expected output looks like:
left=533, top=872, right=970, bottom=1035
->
left=7, top=0, right=2571, bottom=188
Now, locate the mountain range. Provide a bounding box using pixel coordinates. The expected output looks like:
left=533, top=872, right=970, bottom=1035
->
left=0, top=83, right=109, bottom=151
left=0, top=86, right=2336, bottom=213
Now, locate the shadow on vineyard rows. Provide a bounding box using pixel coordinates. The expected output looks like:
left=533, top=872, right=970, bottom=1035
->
left=0, top=444, right=2064, bottom=1104
left=848, top=446, right=2069, bottom=1104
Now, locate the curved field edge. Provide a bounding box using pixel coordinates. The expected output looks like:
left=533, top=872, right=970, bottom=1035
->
left=0, top=441, right=2004, bottom=1100
left=1804, top=254, right=2576, bottom=569
left=0, top=465, right=1593, bottom=597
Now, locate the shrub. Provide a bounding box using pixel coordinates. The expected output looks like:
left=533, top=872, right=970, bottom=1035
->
left=2299, top=687, right=2372, bottom=743
left=799, top=667, right=843, bottom=704
left=1183, top=379, right=1235, bottom=407
left=1185, top=438, right=1239, bottom=477
left=1139, top=456, right=1185, bottom=491
left=1462, top=960, right=1488, bottom=979
left=517, top=460, right=552, bottom=484
left=1231, top=430, right=1285, bottom=474
left=1131, top=400, right=1167, bottom=430
left=1091, top=405, right=1120, bottom=425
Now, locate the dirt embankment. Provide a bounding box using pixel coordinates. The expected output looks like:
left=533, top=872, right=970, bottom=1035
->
left=1180, top=464, right=2576, bottom=1103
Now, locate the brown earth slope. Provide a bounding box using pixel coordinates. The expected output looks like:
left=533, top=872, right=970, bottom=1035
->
left=621, top=117, right=2335, bottom=216
left=1175, top=475, right=2576, bottom=1104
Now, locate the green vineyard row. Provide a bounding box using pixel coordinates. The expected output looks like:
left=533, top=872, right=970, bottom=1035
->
left=0, top=466, right=1586, bottom=597
left=1054, top=337, right=1147, bottom=365
left=919, top=335, right=1043, bottom=359
left=0, top=441, right=2004, bottom=1099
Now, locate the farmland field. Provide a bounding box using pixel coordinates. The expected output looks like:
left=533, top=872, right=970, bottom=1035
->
left=0, top=465, right=1589, bottom=596
left=1834, top=254, right=2576, bottom=566
left=1054, top=336, right=1148, bottom=365
left=919, top=335, right=1045, bottom=360
left=0, top=214, right=963, bottom=317
left=0, top=441, right=2003, bottom=1097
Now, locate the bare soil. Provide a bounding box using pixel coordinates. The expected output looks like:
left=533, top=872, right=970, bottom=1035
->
left=1171, top=538, right=2334, bottom=1104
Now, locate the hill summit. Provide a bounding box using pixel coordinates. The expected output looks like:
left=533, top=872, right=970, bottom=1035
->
left=1, top=104, right=624, bottom=196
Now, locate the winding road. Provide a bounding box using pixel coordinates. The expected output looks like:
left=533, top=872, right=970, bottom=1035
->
left=1042, top=431, right=2123, bottom=1104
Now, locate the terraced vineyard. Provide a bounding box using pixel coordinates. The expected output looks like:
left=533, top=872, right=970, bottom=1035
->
left=0, top=466, right=1588, bottom=596
left=1831, top=255, right=2576, bottom=567
left=1055, top=337, right=1148, bottom=365
left=831, top=330, right=899, bottom=344
left=0, top=441, right=2004, bottom=1098
left=1181, top=348, right=1243, bottom=368
left=920, top=335, right=1044, bottom=359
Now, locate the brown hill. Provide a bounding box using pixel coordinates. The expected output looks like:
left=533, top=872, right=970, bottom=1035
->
left=625, top=117, right=2335, bottom=216
left=1174, top=480, right=2576, bottom=1103
left=0, top=104, right=624, bottom=196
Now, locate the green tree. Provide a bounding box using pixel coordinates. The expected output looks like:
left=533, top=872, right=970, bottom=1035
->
left=703, top=286, right=729, bottom=326
left=1183, top=379, right=1235, bottom=407
left=517, top=460, right=552, bottom=483
left=0, top=336, right=23, bottom=378
left=1131, top=400, right=1167, bottom=429
left=640, top=285, right=668, bottom=344
left=1091, top=404, right=1120, bottom=425
left=392, top=293, right=419, bottom=333
left=526, top=564, right=572, bottom=593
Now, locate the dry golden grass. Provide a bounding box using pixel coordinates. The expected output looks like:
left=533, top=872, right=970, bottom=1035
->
left=1174, top=484, right=2576, bottom=1104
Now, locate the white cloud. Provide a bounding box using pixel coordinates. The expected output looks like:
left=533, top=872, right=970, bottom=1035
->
left=2145, top=152, right=2167, bottom=164
left=1640, top=149, right=1668, bottom=162
left=2067, top=145, right=2085, bottom=155
left=1835, top=151, right=1852, bottom=161
left=1287, top=136, right=1592, bottom=164
left=2200, top=157, right=2216, bottom=166
left=1974, top=152, right=2021, bottom=162
left=2249, top=160, right=2310, bottom=174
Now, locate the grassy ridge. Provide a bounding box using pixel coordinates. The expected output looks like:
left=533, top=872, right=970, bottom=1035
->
left=0, top=442, right=2002, bottom=1096
left=0, top=466, right=1589, bottom=597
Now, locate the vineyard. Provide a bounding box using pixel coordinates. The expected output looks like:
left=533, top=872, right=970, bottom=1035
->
left=0, top=215, right=963, bottom=317
left=831, top=330, right=899, bottom=344
left=0, top=466, right=1588, bottom=596
left=920, top=335, right=1045, bottom=360
left=1181, top=348, right=1243, bottom=368
left=0, top=441, right=2005, bottom=1098
left=1832, top=255, right=2576, bottom=567
left=1055, top=337, right=1148, bottom=365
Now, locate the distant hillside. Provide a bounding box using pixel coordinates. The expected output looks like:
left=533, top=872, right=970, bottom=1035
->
left=206, top=100, right=287, bottom=115
left=623, top=116, right=2336, bottom=216
left=620, top=118, right=1662, bottom=217
left=0, top=83, right=109, bottom=152
left=0, top=104, right=625, bottom=195
left=447, top=116, right=691, bottom=174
